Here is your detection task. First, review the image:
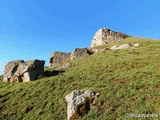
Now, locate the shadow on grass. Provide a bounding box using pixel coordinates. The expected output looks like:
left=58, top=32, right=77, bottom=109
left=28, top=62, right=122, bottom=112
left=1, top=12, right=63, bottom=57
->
left=44, top=70, right=65, bottom=77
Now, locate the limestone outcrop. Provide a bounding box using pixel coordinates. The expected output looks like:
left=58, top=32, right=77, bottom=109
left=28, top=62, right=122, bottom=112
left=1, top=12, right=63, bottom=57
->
left=49, top=48, right=92, bottom=68
left=49, top=29, right=131, bottom=68
left=70, top=48, right=92, bottom=60
left=65, top=90, right=99, bottom=120
left=49, top=52, right=71, bottom=68
left=91, top=28, right=129, bottom=47
left=3, top=59, right=45, bottom=82
left=110, top=43, right=140, bottom=50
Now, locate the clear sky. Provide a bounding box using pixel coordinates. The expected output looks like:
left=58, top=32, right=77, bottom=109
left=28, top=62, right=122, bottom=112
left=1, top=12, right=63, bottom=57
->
left=0, top=0, right=160, bottom=75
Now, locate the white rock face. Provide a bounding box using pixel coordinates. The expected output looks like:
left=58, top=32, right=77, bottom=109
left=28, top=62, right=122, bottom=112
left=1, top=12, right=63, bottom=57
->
left=65, top=90, right=99, bottom=120
left=91, top=28, right=129, bottom=47
left=133, top=43, right=140, bottom=47
left=110, top=43, right=140, bottom=50
left=91, top=29, right=104, bottom=47
left=110, top=44, right=130, bottom=50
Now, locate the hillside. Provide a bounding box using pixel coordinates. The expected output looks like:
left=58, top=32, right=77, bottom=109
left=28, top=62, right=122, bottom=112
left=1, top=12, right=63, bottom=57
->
left=0, top=37, right=160, bottom=120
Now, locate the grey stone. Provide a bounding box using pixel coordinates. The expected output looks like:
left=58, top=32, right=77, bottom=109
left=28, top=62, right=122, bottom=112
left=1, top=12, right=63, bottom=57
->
left=49, top=48, right=92, bottom=68
left=49, top=52, right=71, bottom=68
left=3, top=59, right=45, bottom=82
left=65, top=90, right=99, bottom=120
left=70, top=48, right=91, bottom=60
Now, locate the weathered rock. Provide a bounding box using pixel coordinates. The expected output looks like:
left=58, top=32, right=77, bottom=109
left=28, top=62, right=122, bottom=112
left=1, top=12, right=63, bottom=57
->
left=133, top=43, right=140, bottom=47
left=91, top=47, right=110, bottom=54
left=110, top=43, right=140, bottom=50
left=49, top=48, right=93, bottom=68
left=91, top=28, right=129, bottom=47
left=65, top=90, right=99, bottom=120
left=70, top=48, right=92, bottom=60
left=49, top=52, right=71, bottom=68
left=3, top=59, right=45, bottom=82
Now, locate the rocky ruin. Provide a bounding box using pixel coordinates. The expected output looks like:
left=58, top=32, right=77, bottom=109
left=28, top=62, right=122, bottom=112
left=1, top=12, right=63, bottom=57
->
left=65, top=90, right=99, bottom=120
left=3, top=59, right=45, bottom=82
left=49, top=48, right=92, bottom=68
left=91, top=28, right=129, bottom=47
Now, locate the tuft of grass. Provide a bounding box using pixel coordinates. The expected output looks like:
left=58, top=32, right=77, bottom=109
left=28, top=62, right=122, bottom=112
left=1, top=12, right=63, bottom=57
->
left=0, top=37, right=160, bottom=119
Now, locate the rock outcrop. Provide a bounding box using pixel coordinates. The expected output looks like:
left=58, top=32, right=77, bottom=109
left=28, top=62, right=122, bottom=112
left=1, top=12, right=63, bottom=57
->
left=49, top=29, right=131, bottom=68
left=49, top=48, right=92, bottom=68
left=91, top=28, right=129, bottom=47
left=65, top=90, right=99, bottom=120
left=3, top=59, right=45, bottom=82
left=110, top=43, right=140, bottom=50
left=49, top=52, right=71, bottom=68
left=70, top=48, right=92, bottom=60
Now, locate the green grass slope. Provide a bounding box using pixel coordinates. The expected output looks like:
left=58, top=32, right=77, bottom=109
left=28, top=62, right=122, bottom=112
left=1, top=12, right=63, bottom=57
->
left=0, top=37, right=160, bottom=120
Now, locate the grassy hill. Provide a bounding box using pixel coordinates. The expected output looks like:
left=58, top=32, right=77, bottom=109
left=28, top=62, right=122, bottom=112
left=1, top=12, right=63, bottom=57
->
left=0, top=37, right=160, bottom=120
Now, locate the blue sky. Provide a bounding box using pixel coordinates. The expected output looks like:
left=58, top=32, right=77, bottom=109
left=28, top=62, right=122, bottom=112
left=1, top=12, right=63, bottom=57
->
left=0, top=0, right=160, bottom=74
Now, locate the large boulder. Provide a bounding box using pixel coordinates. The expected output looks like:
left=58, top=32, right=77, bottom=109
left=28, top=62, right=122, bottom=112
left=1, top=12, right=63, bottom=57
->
left=91, top=28, right=129, bottom=47
left=49, top=52, right=71, bottom=68
left=3, top=59, right=45, bottom=82
left=65, top=90, right=99, bottom=120
left=70, top=48, right=92, bottom=60
left=49, top=48, right=93, bottom=68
